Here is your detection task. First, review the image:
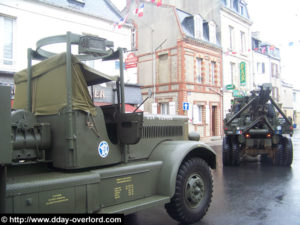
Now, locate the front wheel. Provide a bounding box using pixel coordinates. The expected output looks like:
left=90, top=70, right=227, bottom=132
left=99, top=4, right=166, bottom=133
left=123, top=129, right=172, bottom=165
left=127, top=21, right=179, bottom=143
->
left=165, top=158, right=213, bottom=224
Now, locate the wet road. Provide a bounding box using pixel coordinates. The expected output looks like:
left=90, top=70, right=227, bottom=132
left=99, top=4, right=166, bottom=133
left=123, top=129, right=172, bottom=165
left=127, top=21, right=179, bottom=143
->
left=125, top=130, right=300, bottom=225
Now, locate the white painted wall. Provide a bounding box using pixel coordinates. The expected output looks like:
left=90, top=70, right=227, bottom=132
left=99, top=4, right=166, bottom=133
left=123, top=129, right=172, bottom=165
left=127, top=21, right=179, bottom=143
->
left=0, top=0, right=133, bottom=81
left=220, top=8, right=252, bottom=116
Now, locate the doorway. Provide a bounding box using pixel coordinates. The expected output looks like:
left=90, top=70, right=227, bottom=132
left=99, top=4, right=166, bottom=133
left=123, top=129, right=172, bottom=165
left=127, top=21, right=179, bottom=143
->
left=212, top=106, right=217, bottom=136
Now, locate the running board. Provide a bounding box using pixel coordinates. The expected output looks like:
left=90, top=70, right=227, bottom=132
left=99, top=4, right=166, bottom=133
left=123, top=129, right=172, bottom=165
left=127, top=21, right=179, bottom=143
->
left=100, top=195, right=170, bottom=215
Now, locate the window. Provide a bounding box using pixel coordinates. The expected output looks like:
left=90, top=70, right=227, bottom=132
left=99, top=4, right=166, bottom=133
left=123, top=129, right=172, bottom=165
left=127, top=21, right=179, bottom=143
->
left=240, top=5, right=244, bottom=16
left=240, top=31, right=246, bottom=53
left=197, top=105, right=203, bottom=123
left=193, top=104, right=203, bottom=124
left=229, top=26, right=234, bottom=50
left=271, top=63, right=279, bottom=78
left=0, top=16, right=15, bottom=67
left=160, top=102, right=169, bottom=115
left=262, top=62, right=265, bottom=73
left=211, top=62, right=216, bottom=84
left=230, top=62, right=235, bottom=84
left=233, top=0, right=239, bottom=12
left=196, top=58, right=202, bottom=83
left=257, top=62, right=265, bottom=74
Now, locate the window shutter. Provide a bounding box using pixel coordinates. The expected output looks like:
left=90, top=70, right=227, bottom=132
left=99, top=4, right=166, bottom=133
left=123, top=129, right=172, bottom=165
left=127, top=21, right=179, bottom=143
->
left=193, top=105, right=199, bottom=124
left=169, top=102, right=176, bottom=115
left=206, top=105, right=210, bottom=124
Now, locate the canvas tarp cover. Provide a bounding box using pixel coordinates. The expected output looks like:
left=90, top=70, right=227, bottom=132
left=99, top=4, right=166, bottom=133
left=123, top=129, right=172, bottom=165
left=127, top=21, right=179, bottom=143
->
left=13, top=53, right=117, bottom=115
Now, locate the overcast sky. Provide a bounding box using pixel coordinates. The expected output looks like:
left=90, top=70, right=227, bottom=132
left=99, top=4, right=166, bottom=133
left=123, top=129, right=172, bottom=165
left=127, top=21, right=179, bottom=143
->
left=247, top=0, right=300, bottom=86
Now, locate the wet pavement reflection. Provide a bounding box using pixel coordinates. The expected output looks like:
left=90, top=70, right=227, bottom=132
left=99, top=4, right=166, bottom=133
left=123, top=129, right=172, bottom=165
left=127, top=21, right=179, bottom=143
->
left=125, top=129, right=300, bottom=225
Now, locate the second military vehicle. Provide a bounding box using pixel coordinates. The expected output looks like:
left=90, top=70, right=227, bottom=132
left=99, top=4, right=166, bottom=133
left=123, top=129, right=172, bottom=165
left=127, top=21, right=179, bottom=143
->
left=223, top=83, right=293, bottom=167
left=0, top=32, right=216, bottom=224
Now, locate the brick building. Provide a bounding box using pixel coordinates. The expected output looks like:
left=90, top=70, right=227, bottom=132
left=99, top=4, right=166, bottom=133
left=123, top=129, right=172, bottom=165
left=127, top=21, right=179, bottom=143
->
left=132, top=3, right=223, bottom=137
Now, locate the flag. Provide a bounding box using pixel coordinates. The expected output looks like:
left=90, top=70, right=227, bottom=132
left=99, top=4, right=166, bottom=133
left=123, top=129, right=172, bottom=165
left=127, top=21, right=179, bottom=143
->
left=114, top=14, right=128, bottom=29
left=288, top=42, right=294, bottom=46
left=231, top=51, right=237, bottom=54
left=136, top=3, right=144, bottom=17
left=261, top=46, right=266, bottom=53
left=270, top=45, right=275, bottom=51
left=151, top=0, right=162, bottom=6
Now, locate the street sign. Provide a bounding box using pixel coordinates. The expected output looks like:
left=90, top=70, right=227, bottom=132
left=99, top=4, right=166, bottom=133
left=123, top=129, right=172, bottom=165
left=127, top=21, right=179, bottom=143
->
left=226, top=84, right=235, bottom=90
left=183, top=102, right=189, bottom=111
left=125, top=53, right=137, bottom=69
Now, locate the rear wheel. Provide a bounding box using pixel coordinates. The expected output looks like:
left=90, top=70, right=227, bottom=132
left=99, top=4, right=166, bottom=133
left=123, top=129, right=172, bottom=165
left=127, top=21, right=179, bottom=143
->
left=165, top=158, right=213, bottom=224
left=222, top=136, right=231, bottom=166
left=231, top=141, right=240, bottom=166
left=273, top=141, right=284, bottom=166
left=283, top=137, right=293, bottom=167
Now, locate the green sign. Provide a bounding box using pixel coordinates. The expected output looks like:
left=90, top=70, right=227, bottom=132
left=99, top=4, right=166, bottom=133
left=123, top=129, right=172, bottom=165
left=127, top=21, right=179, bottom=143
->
left=233, top=90, right=246, bottom=97
left=232, top=90, right=241, bottom=97
left=226, top=84, right=235, bottom=90
left=240, top=62, right=246, bottom=86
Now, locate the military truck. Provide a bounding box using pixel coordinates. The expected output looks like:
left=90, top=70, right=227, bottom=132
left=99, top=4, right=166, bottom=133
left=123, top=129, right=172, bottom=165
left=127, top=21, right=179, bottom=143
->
left=223, top=83, right=293, bottom=167
left=0, top=32, right=216, bottom=224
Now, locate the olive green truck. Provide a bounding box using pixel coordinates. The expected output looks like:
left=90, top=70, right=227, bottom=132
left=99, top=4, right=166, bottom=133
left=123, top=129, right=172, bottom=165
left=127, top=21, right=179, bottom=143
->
left=0, top=33, right=216, bottom=224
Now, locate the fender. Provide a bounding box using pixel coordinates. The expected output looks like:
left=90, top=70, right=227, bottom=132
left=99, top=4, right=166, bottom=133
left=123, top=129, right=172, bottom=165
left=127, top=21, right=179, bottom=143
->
left=149, top=140, right=216, bottom=197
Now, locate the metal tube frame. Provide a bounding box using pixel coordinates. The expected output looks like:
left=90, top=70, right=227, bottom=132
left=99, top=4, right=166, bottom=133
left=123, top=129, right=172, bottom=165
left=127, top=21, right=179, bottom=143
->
left=27, top=48, right=33, bottom=112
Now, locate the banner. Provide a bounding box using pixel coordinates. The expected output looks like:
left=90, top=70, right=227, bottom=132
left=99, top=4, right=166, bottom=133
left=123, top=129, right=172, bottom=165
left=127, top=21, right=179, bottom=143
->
left=240, top=62, right=246, bottom=86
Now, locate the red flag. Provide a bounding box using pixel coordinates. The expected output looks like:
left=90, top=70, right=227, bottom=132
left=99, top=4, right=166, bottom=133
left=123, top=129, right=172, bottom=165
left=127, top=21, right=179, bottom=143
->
left=114, top=14, right=128, bottom=29
left=157, top=0, right=162, bottom=6
left=136, top=3, right=144, bottom=17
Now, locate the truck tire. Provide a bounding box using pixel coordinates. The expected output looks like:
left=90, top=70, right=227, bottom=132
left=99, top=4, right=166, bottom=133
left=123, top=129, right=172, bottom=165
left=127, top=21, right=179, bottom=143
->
left=283, top=137, right=293, bottom=167
left=231, top=141, right=240, bottom=166
left=165, top=158, right=213, bottom=224
left=222, top=136, right=231, bottom=166
left=273, top=142, right=284, bottom=166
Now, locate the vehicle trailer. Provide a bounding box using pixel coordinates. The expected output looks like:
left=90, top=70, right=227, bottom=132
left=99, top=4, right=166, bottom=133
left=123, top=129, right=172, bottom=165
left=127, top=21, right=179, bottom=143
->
left=0, top=32, right=216, bottom=224
left=223, top=83, right=293, bottom=167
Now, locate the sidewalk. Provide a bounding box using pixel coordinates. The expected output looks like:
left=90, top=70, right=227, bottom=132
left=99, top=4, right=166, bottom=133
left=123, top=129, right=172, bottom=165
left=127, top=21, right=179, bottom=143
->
left=201, top=135, right=222, bottom=146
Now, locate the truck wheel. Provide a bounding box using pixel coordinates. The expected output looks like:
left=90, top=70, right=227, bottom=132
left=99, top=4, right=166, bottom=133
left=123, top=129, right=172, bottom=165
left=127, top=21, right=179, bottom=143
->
left=231, top=141, right=240, bottom=166
left=165, top=158, right=213, bottom=224
left=283, top=137, right=293, bottom=167
left=273, top=142, right=284, bottom=166
left=222, top=136, right=231, bottom=166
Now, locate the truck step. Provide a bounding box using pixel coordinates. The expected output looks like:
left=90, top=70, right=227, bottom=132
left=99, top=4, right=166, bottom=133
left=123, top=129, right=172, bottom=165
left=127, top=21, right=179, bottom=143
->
left=100, top=195, right=170, bottom=215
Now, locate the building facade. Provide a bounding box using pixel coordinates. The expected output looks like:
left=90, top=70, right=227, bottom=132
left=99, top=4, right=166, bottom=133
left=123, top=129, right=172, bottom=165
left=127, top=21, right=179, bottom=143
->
left=281, top=81, right=294, bottom=119
left=132, top=3, right=223, bottom=137
left=251, top=34, right=284, bottom=104
left=293, top=88, right=300, bottom=127
left=0, top=0, right=134, bottom=99
left=163, top=0, right=252, bottom=117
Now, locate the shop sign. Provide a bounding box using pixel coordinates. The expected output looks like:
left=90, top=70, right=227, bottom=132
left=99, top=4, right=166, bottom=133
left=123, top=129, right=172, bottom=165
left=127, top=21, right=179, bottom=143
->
left=240, top=62, right=246, bottom=86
